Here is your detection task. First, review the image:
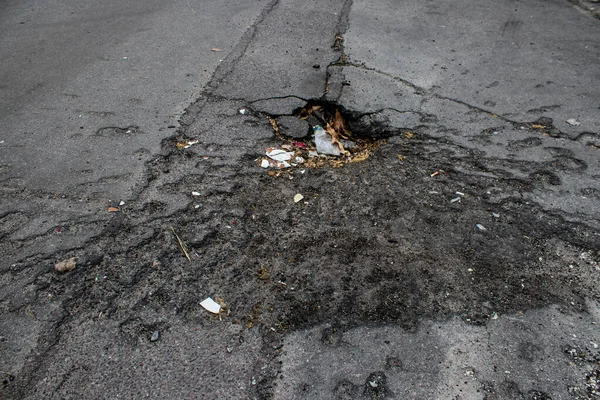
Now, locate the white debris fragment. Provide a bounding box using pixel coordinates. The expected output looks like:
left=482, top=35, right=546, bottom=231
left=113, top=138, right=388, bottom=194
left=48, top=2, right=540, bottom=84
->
left=119, top=200, right=126, bottom=206
left=475, top=224, right=487, bottom=231
left=238, top=108, right=248, bottom=115
left=314, top=126, right=341, bottom=156
left=492, top=212, right=500, bottom=218
left=194, top=204, right=200, bottom=209
left=566, top=118, right=581, bottom=126
left=200, top=297, right=221, bottom=314
left=261, top=159, right=270, bottom=168
left=182, top=140, right=199, bottom=149
left=456, top=191, right=465, bottom=196
left=294, top=194, right=304, bottom=203
left=191, top=191, right=201, bottom=196
left=450, top=197, right=461, bottom=203
left=266, top=148, right=294, bottom=162
left=295, top=156, right=305, bottom=164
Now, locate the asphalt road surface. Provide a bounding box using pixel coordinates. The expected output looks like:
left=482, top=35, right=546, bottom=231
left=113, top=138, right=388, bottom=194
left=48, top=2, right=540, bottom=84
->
left=1, top=0, right=599, bottom=399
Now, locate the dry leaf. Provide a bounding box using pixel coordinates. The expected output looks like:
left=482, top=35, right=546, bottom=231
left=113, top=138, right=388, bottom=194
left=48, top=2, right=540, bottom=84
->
left=531, top=124, right=546, bottom=129
left=325, top=123, right=348, bottom=155
left=108, top=207, right=119, bottom=212
left=332, top=109, right=349, bottom=138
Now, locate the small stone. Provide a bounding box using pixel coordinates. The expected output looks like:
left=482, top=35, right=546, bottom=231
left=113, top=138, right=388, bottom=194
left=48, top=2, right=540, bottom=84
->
left=55, top=257, right=77, bottom=273
left=150, top=330, right=160, bottom=342
left=276, top=116, right=311, bottom=139
left=566, top=118, right=581, bottom=126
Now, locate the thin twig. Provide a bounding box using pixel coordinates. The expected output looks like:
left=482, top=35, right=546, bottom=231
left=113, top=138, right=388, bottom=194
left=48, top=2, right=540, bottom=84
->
left=186, top=0, right=196, bottom=13
left=171, top=227, right=191, bottom=262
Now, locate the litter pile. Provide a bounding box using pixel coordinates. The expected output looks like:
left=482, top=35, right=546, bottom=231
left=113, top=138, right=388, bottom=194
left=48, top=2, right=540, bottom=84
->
left=260, top=104, right=383, bottom=170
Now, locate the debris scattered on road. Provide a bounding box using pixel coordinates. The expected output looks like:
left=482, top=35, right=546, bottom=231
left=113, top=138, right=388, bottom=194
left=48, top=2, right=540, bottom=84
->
left=314, top=126, right=342, bottom=156
left=456, top=191, right=465, bottom=196
left=257, top=267, right=270, bottom=280
left=119, top=200, right=125, bottom=206
left=171, top=227, right=191, bottom=262
left=292, top=141, right=307, bottom=148
left=430, top=170, right=445, bottom=177
left=266, top=148, right=294, bottom=162
left=492, top=212, right=500, bottom=218
left=450, top=197, right=461, bottom=203
left=259, top=148, right=298, bottom=169
left=211, top=47, right=222, bottom=52
left=238, top=108, right=248, bottom=115
left=150, top=331, right=160, bottom=342
left=566, top=118, right=581, bottom=126
left=261, top=158, right=291, bottom=169
left=531, top=124, right=546, bottom=129
left=55, top=257, right=77, bottom=273
left=262, top=103, right=384, bottom=171
left=108, top=207, right=119, bottom=212
left=191, top=191, right=201, bottom=196
left=476, top=224, right=487, bottom=231
left=200, top=297, right=221, bottom=314
left=294, top=193, right=304, bottom=203
left=176, top=139, right=199, bottom=149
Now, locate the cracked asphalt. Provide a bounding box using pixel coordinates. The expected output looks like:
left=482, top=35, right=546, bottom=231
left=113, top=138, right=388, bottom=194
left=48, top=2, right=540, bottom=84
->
left=1, top=0, right=599, bottom=399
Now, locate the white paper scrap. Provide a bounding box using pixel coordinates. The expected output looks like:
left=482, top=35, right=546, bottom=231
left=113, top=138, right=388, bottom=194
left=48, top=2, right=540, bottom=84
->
left=200, top=297, right=221, bottom=314
left=266, top=148, right=294, bottom=162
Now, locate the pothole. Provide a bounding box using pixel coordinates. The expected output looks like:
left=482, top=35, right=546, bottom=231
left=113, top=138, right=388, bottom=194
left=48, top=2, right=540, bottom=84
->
left=262, top=101, right=395, bottom=172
